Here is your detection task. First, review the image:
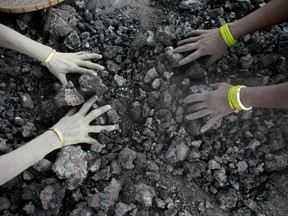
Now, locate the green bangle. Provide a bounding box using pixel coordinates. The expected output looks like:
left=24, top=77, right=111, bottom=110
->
left=219, top=23, right=237, bottom=47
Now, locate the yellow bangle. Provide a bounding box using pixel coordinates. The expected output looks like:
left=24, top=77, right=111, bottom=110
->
left=228, top=85, right=252, bottom=112
left=49, top=128, right=65, bottom=148
left=41, top=49, right=56, bottom=66
left=219, top=23, right=237, bottom=47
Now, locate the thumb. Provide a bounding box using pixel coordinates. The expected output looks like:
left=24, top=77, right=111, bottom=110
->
left=200, top=114, right=223, bottom=133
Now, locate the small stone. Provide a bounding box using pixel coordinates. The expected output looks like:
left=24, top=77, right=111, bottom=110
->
left=114, top=202, right=135, bottom=216
left=151, top=78, right=162, bottom=89
left=135, top=183, right=155, bottom=207
left=22, top=122, right=36, bottom=138
left=164, top=46, right=183, bottom=67
left=214, top=168, right=227, bottom=187
left=191, top=140, right=202, bottom=148
left=248, top=139, right=261, bottom=150
left=21, top=93, right=34, bottom=109
left=79, top=74, right=108, bottom=96
left=144, top=67, right=159, bottom=84
left=185, top=63, right=205, bottom=79
left=156, top=26, right=176, bottom=46
left=208, top=159, right=221, bottom=170
left=54, top=82, right=84, bottom=107
left=184, top=161, right=206, bottom=178
left=240, top=54, right=253, bottom=69
left=166, top=141, right=189, bottom=163
left=118, top=147, right=137, bottom=169
left=0, top=196, right=11, bottom=211
left=64, top=30, right=81, bottom=51
left=265, top=153, right=288, bottom=172
left=33, top=159, right=53, bottom=172
left=114, top=75, right=126, bottom=87
left=106, top=60, right=121, bottom=73
left=236, top=161, right=248, bottom=172
left=52, top=146, right=88, bottom=190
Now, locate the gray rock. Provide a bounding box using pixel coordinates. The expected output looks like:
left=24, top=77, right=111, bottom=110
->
left=107, top=60, right=121, bottom=73
left=79, top=74, right=108, bottom=96
left=22, top=122, right=36, bottom=138
left=185, top=63, right=205, bottom=79
left=114, top=202, right=135, bottom=216
left=164, top=46, right=183, bottom=67
left=52, top=146, right=88, bottom=190
left=179, top=0, right=206, bottom=11
left=44, top=5, right=77, bottom=37
left=93, top=166, right=111, bottom=181
left=208, top=159, right=221, bottom=170
left=54, top=83, right=84, bottom=107
left=214, top=168, right=227, bottom=187
left=104, top=178, right=122, bottom=201
left=190, top=140, right=202, bottom=148
left=114, top=74, right=126, bottom=86
left=64, top=30, right=81, bottom=51
left=33, top=158, right=53, bottom=172
left=131, top=101, right=142, bottom=121
left=188, top=147, right=201, bottom=160
left=151, top=78, right=162, bottom=89
left=217, top=188, right=239, bottom=209
left=248, top=139, right=261, bottom=150
left=236, top=161, right=248, bottom=172
left=21, top=93, right=34, bottom=108
left=107, top=109, right=121, bottom=124
left=0, top=196, right=11, bottom=211
left=166, top=141, right=189, bottom=163
left=118, top=147, right=137, bottom=169
left=0, top=138, right=10, bottom=153
left=160, top=91, right=172, bottom=108
left=155, top=198, right=166, bottom=209
left=135, top=183, right=155, bottom=207
left=144, top=67, right=159, bottom=84
left=240, top=54, right=253, bottom=69
left=184, top=161, right=207, bottom=178
left=265, top=153, right=288, bottom=172
left=156, top=26, right=176, bottom=46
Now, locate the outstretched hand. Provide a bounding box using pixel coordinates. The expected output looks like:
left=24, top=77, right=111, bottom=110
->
left=46, top=51, right=105, bottom=87
left=184, top=83, right=233, bottom=132
left=174, top=29, right=228, bottom=67
left=52, top=95, right=119, bottom=147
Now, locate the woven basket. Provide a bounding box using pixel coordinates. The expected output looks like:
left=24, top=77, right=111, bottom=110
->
left=0, top=0, right=64, bottom=13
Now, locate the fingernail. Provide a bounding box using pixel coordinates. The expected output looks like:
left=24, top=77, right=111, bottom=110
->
left=107, top=105, right=112, bottom=109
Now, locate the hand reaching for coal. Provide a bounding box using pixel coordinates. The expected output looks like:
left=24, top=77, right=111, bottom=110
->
left=52, top=95, right=119, bottom=147
left=184, top=83, right=233, bottom=133
left=174, top=29, right=228, bottom=67
left=46, top=51, right=105, bottom=87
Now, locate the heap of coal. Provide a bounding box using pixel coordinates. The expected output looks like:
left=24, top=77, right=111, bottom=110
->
left=1, top=0, right=288, bottom=215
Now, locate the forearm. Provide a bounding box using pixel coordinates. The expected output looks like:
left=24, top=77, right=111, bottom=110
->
left=0, top=24, right=53, bottom=62
left=0, top=131, right=60, bottom=185
left=241, top=83, right=288, bottom=109
left=229, top=0, right=288, bottom=39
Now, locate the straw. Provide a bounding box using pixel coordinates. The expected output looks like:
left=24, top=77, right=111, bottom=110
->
left=0, top=0, right=64, bottom=13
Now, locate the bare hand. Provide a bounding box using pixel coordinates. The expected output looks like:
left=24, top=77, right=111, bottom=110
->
left=174, top=29, right=228, bottom=67
left=47, top=51, right=105, bottom=87
left=184, top=83, right=233, bottom=132
left=53, top=95, right=119, bottom=146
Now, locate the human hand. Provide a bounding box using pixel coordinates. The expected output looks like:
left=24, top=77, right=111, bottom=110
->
left=52, top=95, right=119, bottom=147
left=184, top=83, right=233, bottom=133
left=174, top=29, right=228, bottom=67
left=46, top=51, right=105, bottom=87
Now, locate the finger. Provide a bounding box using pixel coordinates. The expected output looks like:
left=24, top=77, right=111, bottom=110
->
left=201, top=114, right=224, bottom=133
left=90, top=124, right=119, bottom=133
left=187, top=30, right=206, bottom=37
left=187, top=102, right=207, bottom=113
left=74, top=67, right=98, bottom=77
left=210, top=82, right=225, bottom=89
left=178, top=50, right=201, bottom=66
left=205, top=53, right=222, bottom=68
left=56, top=74, right=68, bottom=88
left=65, top=107, right=78, bottom=116
left=77, top=52, right=103, bottom=60
left=78, top=95, right=98, bottom=116
left=83, top=137, right=98, bottom=145
left=85, top=105, right=111, bottom=123
left=78, top=61, right=105, bottom=71
left=185, top=109, right=212, bottom=121
left=174, top=43, right=198, bottom=53
left=177, top=36, right=200, bottom=46
left=184, top=93, right=207, bottom=104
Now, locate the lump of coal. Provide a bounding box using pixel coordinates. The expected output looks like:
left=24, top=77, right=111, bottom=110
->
left=184, top=63, right=205, bottom=79
left=54, top=82, right=84, bottom=107
left=118, top=147, right=137, bottom=169
left=52, top=146, right=88, bottom=190
left=144, top=67, right=159, bottom=84
left=79, top=74, right=108, bottom=96
left=265, top=153, right=288, bottom=172
left=44, top=5, right=77, bottom=38
left=135, top=183, right=156, bottom=207
left=164, top=46, right=183, bottom=67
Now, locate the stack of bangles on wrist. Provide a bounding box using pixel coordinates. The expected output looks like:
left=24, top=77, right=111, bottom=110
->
left=220, top=23, right=237, bottom=47
left=228, top=85, right=252, bottom=113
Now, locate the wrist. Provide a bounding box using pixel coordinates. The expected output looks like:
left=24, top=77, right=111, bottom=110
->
left=228, top=21, right=244, bottom=40
left=240, top=87, right=253, bottom=108
left=43, top=130, right=62, bottom=151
